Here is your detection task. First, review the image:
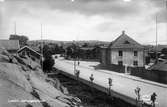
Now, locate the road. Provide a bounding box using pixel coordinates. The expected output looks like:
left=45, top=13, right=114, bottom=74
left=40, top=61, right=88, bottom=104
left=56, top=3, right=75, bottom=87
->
left=54, top=58, right=167, bottom=107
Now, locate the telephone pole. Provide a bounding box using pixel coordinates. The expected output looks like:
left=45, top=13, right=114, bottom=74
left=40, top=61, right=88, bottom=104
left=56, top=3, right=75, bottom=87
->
left=14, top=22, right=17, bottom=35
left=165, top=0, right=167, bottom=44
left=41, top=24, right=43, bottom=71
left=155, top=15, right=158, bottom=64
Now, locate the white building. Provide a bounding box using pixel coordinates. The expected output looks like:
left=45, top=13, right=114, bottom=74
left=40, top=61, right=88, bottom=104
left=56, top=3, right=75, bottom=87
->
left=101, top=31, right=145, bottom=68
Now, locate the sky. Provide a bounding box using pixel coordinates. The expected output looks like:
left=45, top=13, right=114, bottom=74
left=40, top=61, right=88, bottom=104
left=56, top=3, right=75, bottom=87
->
left=0, top=0, right=167, bottom=45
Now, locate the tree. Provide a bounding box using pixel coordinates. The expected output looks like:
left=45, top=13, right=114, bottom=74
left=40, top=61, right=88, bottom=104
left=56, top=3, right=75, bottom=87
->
left=59, top=46, right=65, bottom=54
left=82, top=43, right=88, bottom=47
left=43, top=56, right=55, bottom=73
left=9, top=34, right=29, bottom=47
left=66, top=46, right=73, bottom=59
left=92, top=45, right=100, bottom=59
left=42, top=44, right=55, bottom=73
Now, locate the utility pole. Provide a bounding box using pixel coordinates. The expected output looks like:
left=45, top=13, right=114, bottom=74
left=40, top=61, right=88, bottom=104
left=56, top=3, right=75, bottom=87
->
left=14, top=21, right=17, bottom=35
left=41, top=24, right=43, bottom=71
left=155, top=15, right=158, bottom=64
left=73, top=40, right=76, bottom=75
left=165, top=0, right=167, bottom=44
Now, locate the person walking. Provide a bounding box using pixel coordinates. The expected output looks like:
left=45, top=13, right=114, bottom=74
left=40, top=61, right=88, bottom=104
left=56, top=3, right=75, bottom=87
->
left=151, top=92, right=157, bottom=107
left=89, top=74, right=94, bottom=94
left=135, top=86, right=141, bottom=106
left=135, top=87, right=141, bottom=101
left=89, top=74, right=94, bottom=82
left=108, top=78, right=112, bottom=96
left=75, top=70, right=80, bottom=79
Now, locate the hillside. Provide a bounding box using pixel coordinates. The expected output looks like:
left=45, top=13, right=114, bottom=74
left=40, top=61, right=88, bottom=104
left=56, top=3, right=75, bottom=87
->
left=28, top=40, right=110, bottom=47
left=0, top=48, right=81, bottom=107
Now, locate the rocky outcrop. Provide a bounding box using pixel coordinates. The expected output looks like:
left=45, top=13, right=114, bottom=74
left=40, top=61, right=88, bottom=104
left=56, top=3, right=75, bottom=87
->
left=0, top=48, right=82, bottom=107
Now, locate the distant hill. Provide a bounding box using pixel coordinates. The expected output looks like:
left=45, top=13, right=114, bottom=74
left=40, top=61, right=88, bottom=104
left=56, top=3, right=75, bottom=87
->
left=28, top=40, right=110, bottom=47
left=28, top=40, right=167, bottom=52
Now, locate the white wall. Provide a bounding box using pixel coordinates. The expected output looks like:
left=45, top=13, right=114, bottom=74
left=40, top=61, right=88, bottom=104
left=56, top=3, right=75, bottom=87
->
left=111, top=49, right=144, bottom=67
left=101, top=49, right=106, bottom=65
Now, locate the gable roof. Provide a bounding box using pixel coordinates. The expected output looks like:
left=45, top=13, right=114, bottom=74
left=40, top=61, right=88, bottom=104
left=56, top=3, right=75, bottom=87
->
left=17, top=46, right=41, bottom=56
left=109, top=31, right=143, bottom=49
left=0, top=40, right=20, bottom=50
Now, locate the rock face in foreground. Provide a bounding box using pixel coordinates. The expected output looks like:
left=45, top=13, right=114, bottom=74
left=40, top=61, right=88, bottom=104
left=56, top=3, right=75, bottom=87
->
left=0, top=48, right=81, bottom=107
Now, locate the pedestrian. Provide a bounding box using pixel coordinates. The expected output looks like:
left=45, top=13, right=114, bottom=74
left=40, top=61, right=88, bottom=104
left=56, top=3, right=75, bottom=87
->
left=134, top=87, right=141, bottom=107
left=151, top=92, right=157, bottom=107
left=108, top=78, right=112, bottom=96
left=78, top=61, right=80, bottom=66
left=76, top=70, right=80, bottom=78
left=135, top=86, right=141, bottom=101
left=108, top=78, right=112, bottom=86
left=89, top=74, right=94, bottom=82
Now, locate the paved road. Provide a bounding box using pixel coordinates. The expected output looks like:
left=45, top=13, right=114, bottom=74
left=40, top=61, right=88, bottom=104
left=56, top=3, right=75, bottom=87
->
left=54, top=59, right=167, bottom=107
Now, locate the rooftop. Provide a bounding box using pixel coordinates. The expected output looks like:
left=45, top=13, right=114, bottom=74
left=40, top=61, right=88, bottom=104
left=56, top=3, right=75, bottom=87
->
left=109, top=31, right=144, bottom=49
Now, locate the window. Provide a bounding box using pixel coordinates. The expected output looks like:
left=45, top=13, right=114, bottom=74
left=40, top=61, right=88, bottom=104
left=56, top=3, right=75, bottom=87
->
left=133, top=61, right=138, bottom=66
left=134, top=51, right=138, bottom=56
left=118, top=61, right=123, bottom=66
left=119, top=50, right=123, bottom=56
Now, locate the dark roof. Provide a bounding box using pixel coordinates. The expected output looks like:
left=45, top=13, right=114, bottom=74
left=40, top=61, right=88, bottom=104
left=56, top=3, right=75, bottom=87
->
left=29, top=46, right=40, bottom=52
left=109, top=31, right=143, bottom=49
left=0, top=40, right=20, bottom=50
left=148, top=60, right=167, bottom=72
left=17, top=46, right=41, bottom=56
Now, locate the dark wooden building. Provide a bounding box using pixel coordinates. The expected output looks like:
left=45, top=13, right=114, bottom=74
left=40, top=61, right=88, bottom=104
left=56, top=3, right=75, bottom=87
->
left=17, top=46, right=41, bottom=63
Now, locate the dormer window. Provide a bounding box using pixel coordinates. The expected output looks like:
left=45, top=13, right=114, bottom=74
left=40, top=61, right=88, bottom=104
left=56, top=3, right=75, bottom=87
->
left=124, top=40, right=130, bottom=44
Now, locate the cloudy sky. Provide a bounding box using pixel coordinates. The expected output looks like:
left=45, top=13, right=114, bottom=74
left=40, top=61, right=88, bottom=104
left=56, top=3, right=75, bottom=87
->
left=0, top=0, right=167, bottom=44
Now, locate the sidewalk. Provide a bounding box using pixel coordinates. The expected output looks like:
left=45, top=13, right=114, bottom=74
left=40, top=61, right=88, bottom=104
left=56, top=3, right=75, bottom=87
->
left=63, top=59, right=167, bottom=88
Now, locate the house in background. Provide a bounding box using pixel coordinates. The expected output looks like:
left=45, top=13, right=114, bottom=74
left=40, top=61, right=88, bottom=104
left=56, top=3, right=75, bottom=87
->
left=100, top=31, right=145, bottom=73
left=0, top=40, right=20, bottom=53
left=17, top=46, right=41, bottom=63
